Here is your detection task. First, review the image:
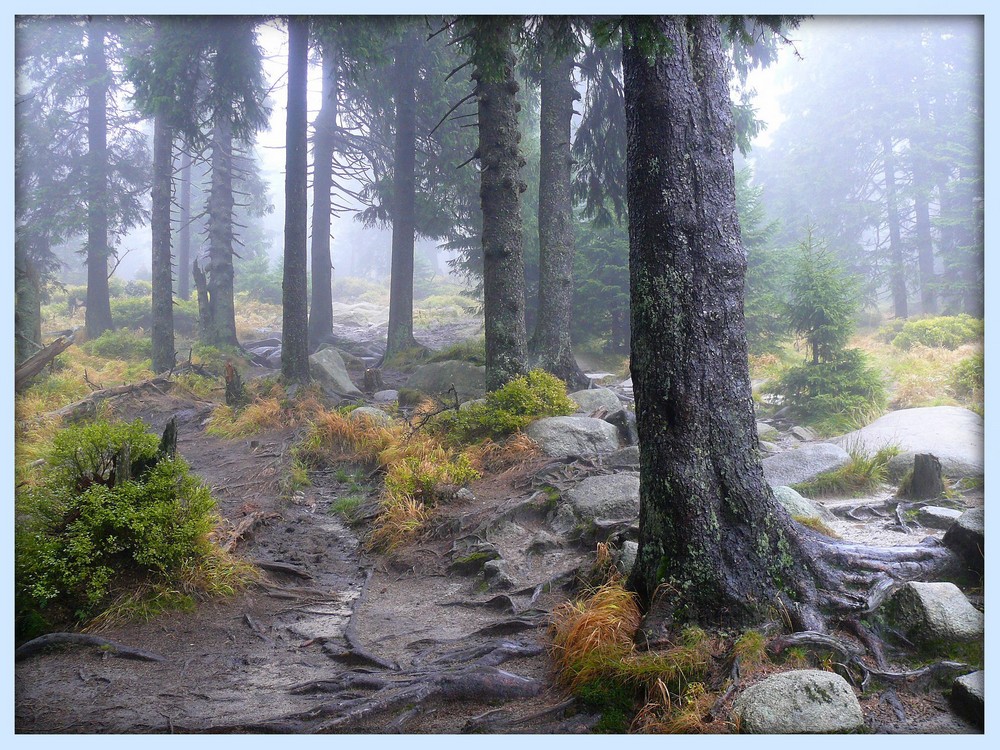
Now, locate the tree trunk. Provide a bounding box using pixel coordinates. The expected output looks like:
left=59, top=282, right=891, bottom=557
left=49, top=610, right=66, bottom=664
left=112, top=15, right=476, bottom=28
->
left=474, top=25, right=528, bottom=392
left=151, top=112, right=176, bottom=373
left=911, top=97, right=937, bottom=316
left=281, top=16, right=310, bottom=383
left=308, top=40, right=337, bottom=349
left=15, top=237, right=43, bottom=366
left=85, top=17, right=114, bottom=338
left=203, top=112, right=238, bottom=347
left=528, top=38, right=587, bottom=390
left=954, top=165, right=984, bottom=317
left=177, top=148, right=193, bottom=301
left=881, top=132, right=908, bottom=319
left=384, top=30, right=420, bottom=362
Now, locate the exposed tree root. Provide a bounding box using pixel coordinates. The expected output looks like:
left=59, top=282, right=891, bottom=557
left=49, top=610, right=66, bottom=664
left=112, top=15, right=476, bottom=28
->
left=462, top=698, right=577, bottom=733
left=15, top=633, right=166, bottom=663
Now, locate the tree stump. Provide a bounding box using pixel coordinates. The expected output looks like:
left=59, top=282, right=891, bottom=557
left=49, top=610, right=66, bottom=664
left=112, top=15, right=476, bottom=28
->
left=224, top=361, right=246, bottom=407
left=363, top=368, right=384, bottom=394
left=904, top=453, right=945, bottom=499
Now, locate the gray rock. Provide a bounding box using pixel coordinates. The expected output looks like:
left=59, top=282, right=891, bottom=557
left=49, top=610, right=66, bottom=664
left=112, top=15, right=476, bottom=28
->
left=603, top=445, right=640, bottom=469
left=549, top=504, right=579, bottom=536
left=733, top=669, right=864, bottom=734
left=773, top=486, right=835, bottom=523
left=762, top=443, right=851, bottom=487
left=835, top=406, right=983, bottom=479
left=950, top=671, right=984, bottom=727
left=886, top=581, right=984, bottom=644
left=563, top=472, right=640, bottom=526
left=603, top=408, right=638, bottom=446
left=943, top=507, right=984, bottom=574
left=309, top=348, right=362, bottom=397
left=791, top=425, right=818, bottom=441
left=569, top=388, right=622, bottom=414
left=756, top=421, right=778, bottom=441
left=758, top=440, right=780, bottom=455
left=347, top=406, right=393, bottom=427
left=406, top=360, right=486, bottom=401
left=526, top=416, right=621, bottom=457
left=481, top=559, right=515, bottom=591
left=372, top=389, right=399, bottom=404
left=615, top=540, right=638, bottom=578
left=916, top=505, right=963, bottom=530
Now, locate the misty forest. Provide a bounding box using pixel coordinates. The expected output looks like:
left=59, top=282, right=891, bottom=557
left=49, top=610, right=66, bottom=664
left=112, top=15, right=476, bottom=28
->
left=14, top=15, right=984, bottom=734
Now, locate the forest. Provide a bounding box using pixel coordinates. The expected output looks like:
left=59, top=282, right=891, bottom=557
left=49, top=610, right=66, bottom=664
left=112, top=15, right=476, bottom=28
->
left=13, top=14, right=985, bottom=735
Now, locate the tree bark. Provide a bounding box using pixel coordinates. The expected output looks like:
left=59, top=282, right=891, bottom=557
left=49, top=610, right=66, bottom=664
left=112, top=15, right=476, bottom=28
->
left=281, top=16, right=311, bottom=383
left=151, top=112, right=176, bottom=373
left=384, top=30, right=421, bottom=362
left=308, top=39, right=337, bottom=349
left=176, top=148, right=193, bottom=301
left=203, top=113, right=238, bottom=347
left=85, top=17, right=114, bottom=338
left=911, top=96, right=937, bottom=316
left=528, top=37, right=587, bottom=390
left=474, top=24, right=528, bottom=392
left=881, top=132, right=908, bottom=319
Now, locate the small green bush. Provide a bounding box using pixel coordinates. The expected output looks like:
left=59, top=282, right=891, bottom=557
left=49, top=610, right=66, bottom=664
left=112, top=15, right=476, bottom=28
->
left=81, top=328, right=153, bottom=361
left=110, top=296, right=153, bottom=330
left=16, top=420, right=217, bottom=630
left=770, top=348, right=887, bottom=432
left=951, top=351, right=984, bottom=403
left=891, top=314, right=983, bottom=351
left=434, top=369, right=575, bottom=443
left=123, top=279, right=153, bottom=297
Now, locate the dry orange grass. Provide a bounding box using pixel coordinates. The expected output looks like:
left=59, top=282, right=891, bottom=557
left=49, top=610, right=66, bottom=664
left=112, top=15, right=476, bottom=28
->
left=465, top=432, right=541, bottom=474
left=207, top=382, right=327, bottom=439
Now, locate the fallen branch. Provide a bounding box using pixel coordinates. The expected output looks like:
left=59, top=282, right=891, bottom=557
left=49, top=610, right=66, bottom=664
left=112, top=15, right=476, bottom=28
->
left=15, top=335, right=73, bottom=392
left=16, top=633, right=165, bottom=663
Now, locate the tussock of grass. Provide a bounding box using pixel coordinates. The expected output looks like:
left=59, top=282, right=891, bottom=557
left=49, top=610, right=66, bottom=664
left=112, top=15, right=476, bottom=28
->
left=465, top=432, right=541, bottom=474
left=792, top=515, right=840, bottom=538
left=207, top=380, right=327, bottom=439
left=793, top=442, right=899, bottom=498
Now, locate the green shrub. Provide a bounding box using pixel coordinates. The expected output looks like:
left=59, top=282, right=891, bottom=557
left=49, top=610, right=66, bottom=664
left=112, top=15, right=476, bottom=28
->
left=891, top=314, right=983, bottom=351
left=123, top=279, right=153, bottom=297
left=81, top=329, right=153, bottom=361
left=951, top=351, right=984, bottom=402
left=110, top=296, right=153, bottom=330
left=770, top=348, right=887, bottom=433
left=434, top=369, right=575, bottom=443
left=16, top=420, right=217, bottom=630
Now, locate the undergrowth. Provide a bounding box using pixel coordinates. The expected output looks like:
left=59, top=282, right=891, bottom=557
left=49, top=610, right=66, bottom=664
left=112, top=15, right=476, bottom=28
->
left=207, top=379, right=327, bottom=439
left=793, top=443, right=900, bottom=498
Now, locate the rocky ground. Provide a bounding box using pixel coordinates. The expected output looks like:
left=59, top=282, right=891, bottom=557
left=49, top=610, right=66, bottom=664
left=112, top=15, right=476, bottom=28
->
left=14, top=316, right=985, bottom=735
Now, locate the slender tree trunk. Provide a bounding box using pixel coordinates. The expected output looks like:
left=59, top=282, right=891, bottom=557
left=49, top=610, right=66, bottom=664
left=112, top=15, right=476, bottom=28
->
left=954, top=165, right=984, bottom=317
left=474, top=24, right=528, bottom=391
left=384, top=30, right=420, bottom=361
left=151, top=113, right=176, bottom=373
left=528, top=41, right=586, bottom=389
left=881, top=132, right=908, bottom=319
left=15, top=237, right=43, bottom=366
left=177, top=148, right=193, bottom=301
left=85, top=18, right=114, bottom=338
left=281, top=16, right=310, bottom=383
left=912, top=98, right=937, bottom=316
left=204, top=112, right=238, bottom=347
left=308, top=42, right=337, bottom=349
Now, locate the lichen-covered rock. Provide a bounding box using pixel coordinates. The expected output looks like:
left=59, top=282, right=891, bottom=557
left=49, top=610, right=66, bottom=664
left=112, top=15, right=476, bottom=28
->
left=943, top=507, right=984, bottom=575
left=762, top=443, right=851, bottom=487
left=406, top=360, right=486, bottom=402
left=773, top=486, right=835, bottom=522
left=347, top=406, right=393, bottom=427
left=733, top=670, right=864, bottom=734
left=885, top=581, right=984, bottom=644
left=603, top=445, right=640, bottom=469
left=563, top=473, right=640, bottom=526
left=568, top=388, right=622, bottom=414
left=526, top=416, right=620, bottom=457
left=756, top=421, right=778, bottom=441
left=950, top=670, right=984, bottom=727
left=309, top=348, right=362, bottom=397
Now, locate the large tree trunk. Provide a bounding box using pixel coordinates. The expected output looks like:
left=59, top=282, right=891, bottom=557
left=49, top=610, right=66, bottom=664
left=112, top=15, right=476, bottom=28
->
left=203, top=112, right=238, bottom=347
left=474, top=24, right=528, bottom=391
left=307, top=40, right=337, bottom=349
left=176, top=148, right=193, bottom=301
left=528, top=37, right=587, bottom=390
left=384, top=30, right=420, bottom=362
left=85, top=17, right=114, bottom=338
left=151, top=112, right=176, bottom=373
left=281, top=16, right=310, bottom=383
left=881, top=132, right=908, bottom=319
left=622, top=17, right=956, bottom=635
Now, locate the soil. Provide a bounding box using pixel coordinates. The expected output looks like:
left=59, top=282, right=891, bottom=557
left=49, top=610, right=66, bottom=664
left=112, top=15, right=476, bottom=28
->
left=14, top=323, right=984, bottom=735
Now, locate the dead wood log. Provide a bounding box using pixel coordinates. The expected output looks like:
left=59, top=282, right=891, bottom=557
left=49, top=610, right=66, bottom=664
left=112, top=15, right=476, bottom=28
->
left=15, top=335, right=73, bottom=392
left=15, top=633, right=165, bottom=662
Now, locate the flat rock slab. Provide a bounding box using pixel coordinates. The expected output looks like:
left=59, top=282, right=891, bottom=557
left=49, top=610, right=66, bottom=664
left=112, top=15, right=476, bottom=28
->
left=568, top=388, right=622, bottom=414
left=950, top=671, right=984, bottom=727
left=733, top=669, right=864, bottom=734
left=526, top=416, right=621, bottom=457
left=835, top=406, right=983, bottom=478
left=916, top=505, right=963, bottom=530
left=886, top=581, right=984, bottom=644
left=762, top=443, right=851, bottom=488
left=563, top=472, right=640, bottom=525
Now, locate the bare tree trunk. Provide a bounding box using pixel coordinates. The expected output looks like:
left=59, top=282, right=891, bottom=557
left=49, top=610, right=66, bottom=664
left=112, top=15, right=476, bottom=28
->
left=384, top=30, right=421, bottom=362
left=308, top=40, right=337, bottom=349
left=203, top=113, right=238, bottom=347
left=85, top=17, right=114, bottom=338
left=281, top=16, right=310, bottom=383
left=912, top=95, right=937, bottom=315
left=528, top=38, right=586, bottom=389
left=881, top=132, right=908, bottom=319
left=151, top=112, right=175, bottom=373
left=474, top=22, right=528, bottom=391
left=176, top=148, right=193, bottom=301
